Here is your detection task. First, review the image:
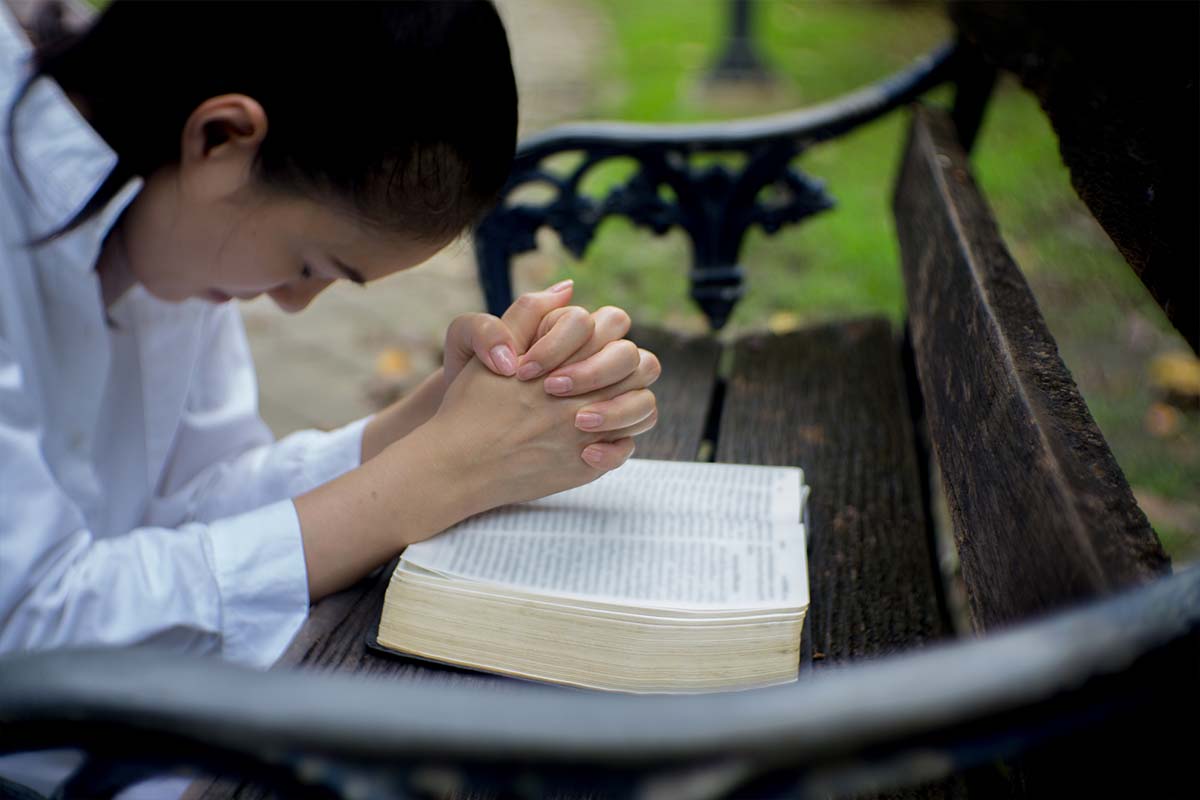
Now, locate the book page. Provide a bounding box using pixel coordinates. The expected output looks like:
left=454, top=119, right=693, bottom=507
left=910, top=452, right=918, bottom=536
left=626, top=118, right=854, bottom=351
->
left=401, top=459, right=808, bottom=611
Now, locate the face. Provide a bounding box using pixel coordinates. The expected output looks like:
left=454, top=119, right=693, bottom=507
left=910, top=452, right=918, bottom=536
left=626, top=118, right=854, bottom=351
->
left=114, top=93, right=452, bottom=313
left=119, top=176, right=450, bottom=313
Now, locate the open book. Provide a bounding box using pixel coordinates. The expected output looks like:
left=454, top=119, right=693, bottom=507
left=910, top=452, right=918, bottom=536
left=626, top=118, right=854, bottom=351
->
left=375, top=458, right=809, bottom=693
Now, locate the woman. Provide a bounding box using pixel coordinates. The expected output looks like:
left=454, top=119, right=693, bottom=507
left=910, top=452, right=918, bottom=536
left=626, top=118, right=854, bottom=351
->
left=0, top=2, right=659, bottom=795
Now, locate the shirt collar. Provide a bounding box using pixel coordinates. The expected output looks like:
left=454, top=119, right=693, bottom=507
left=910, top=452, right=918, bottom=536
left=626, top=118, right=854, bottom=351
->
left=1, top=6, right=142, bottom=266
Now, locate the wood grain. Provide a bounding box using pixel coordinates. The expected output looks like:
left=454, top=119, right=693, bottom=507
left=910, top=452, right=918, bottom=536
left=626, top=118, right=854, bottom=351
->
left=894, top=105, right=1170, bottom=634
left=715, top=319, right=962, bottom=800
left=950, top=0, right=1198, bottom=353
left=716, top=319, right=953, bottom=668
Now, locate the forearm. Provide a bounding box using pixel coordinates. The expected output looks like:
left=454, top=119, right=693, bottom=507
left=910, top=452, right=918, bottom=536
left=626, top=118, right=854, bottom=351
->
left=361, top=368, right=446, bottom=462
left=295, top=421, right=477, bottom=601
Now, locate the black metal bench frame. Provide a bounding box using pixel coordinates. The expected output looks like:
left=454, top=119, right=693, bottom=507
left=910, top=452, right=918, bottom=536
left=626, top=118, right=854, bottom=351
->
left=2, top=5, right=1196, bottom=798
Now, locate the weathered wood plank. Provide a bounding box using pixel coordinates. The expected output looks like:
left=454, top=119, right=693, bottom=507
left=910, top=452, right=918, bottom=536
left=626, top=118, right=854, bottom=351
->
left=190, top=327, right=720, bottom=798
left=950, top=1, right=1199, bottom=352
left=716, top=319, right=953, bottom=667
left=894, top=105, right=1170, bottom=634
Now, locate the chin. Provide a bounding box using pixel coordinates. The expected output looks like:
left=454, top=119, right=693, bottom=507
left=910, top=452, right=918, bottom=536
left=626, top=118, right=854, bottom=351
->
left=139, top=280, right=204, bottom=304
left=202, top=289, right=235, bottom=304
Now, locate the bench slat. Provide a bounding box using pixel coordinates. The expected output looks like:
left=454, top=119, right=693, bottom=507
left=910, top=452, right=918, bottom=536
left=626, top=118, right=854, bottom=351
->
left=716, top=319, right=953, bottom=668
left=893, top=105, right=1170, bottom=633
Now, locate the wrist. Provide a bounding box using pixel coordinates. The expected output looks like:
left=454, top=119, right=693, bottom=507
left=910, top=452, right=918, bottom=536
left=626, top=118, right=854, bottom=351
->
left=361, top=367, right=448, bottom=462
left=385, top=416, right=483, bottom=544
left=296, top=413, right=481, bottom=599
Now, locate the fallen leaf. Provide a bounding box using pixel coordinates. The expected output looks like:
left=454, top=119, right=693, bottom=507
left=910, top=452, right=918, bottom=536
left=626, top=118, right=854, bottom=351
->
left=1150, top=352, right=1200, bottom=399
left=1145, top=401, right=1182, bottom=438
left=375, top=347, right=412, bottom=379
left=768, top=311, right=799, bottom=334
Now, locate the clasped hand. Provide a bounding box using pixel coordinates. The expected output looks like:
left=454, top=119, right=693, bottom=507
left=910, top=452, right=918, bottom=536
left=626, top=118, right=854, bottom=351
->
left=432, top=280, right=660, bottom=508
left=294, top=280, right=658, bottom=598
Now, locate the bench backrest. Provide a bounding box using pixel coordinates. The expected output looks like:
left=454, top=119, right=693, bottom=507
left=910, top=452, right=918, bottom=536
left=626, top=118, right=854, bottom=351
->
left=951, top=1, right=1198, bottom=354
left=894, top=105, right=1171, bottom=633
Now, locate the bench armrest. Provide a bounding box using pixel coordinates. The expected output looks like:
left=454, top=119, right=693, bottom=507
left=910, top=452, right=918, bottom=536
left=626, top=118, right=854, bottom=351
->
left=475, top=42, right=960, bottom=330
left=2, top=566, right=1196, bottom=799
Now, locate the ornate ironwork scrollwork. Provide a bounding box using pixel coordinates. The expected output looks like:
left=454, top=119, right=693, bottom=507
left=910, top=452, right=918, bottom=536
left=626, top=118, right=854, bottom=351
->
left=475, top=43, right=959, bottom=329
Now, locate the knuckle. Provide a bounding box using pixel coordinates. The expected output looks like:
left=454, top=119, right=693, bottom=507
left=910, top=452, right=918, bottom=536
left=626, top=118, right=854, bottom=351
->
left=537, top=309, right=568, bottom=340
left=639, top=349, right=662, bottom=381
left=444, top=318, right=465, bottom=345
left=478, top=314, right=504, bottom=338
left=563, top=305, right=590, bottom=322
left=514, top=292, right=541, bottom=312
left=563, top=306, right=595, bottom=336
left=537, top=307, right=566, bottom=339
left=598, top=305, right=632, bottom=336
left=613, top=338, right=640, bottom=363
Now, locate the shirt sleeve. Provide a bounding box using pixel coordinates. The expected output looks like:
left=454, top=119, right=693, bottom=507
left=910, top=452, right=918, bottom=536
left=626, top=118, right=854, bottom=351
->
left=144, top=301, right=370, bottom=528
left=0, top=341, right=308, bottom=668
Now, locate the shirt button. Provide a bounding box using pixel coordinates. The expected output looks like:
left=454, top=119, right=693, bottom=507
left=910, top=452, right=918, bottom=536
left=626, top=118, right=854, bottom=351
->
left=69, top=432, right=86, bottom=452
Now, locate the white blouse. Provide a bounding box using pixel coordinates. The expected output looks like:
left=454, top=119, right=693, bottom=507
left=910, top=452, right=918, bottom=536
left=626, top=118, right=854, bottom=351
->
left=0, top=8, right=368, bottom=796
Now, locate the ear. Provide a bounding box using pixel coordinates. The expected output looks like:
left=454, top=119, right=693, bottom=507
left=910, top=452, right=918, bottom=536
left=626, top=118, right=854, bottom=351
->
left=178, top=94, right=268, bottom=199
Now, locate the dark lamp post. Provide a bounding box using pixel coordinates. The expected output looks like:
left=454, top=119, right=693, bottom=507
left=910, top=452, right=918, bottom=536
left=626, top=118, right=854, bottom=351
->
left=706, top=0, right=774, bottom=85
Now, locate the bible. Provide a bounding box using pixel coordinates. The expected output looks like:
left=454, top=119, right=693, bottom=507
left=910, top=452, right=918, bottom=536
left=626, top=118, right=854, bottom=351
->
left=375, top=458, right=809, bottom=693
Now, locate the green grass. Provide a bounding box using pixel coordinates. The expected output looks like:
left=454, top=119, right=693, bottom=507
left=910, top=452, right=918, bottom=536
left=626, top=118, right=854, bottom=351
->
left=535, top=0, right=955, bottom=331
left=531, top=0, right=1199, bottom=562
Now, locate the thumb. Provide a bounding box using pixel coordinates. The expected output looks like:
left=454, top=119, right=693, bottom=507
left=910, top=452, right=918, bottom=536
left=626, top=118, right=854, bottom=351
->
left=444, top=312, right=519, bottom=384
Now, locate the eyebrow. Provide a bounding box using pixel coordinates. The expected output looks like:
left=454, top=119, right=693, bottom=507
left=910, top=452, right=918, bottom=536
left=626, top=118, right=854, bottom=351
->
left=332, top=258, right=367, bottom=285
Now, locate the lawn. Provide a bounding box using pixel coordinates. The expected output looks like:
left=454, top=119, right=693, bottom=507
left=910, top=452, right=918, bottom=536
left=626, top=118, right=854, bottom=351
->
left=529, top=0, right=1199, bottom=562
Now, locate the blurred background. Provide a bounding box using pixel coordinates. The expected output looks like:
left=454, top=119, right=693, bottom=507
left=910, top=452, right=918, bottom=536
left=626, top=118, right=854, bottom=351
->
left=50, top=0, right=1199, bottom=563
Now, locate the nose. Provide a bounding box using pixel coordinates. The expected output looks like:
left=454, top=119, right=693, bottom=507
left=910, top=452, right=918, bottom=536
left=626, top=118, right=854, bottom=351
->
left=268, top=279, right=334, bottom=314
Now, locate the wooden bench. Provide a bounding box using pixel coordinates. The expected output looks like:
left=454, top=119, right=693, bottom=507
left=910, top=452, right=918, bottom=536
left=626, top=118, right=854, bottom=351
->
left=1, top=7, right=1196, bottom=799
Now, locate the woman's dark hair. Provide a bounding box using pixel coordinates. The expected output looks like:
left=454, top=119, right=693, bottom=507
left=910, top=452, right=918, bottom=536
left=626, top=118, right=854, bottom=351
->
left=11, top=0, right=518, bottom=243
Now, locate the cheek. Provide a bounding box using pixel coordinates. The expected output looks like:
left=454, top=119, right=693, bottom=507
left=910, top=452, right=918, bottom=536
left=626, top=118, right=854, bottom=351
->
left=122, top=224, right=211, bottom=302
left=210, top=224, right=298, bottom=292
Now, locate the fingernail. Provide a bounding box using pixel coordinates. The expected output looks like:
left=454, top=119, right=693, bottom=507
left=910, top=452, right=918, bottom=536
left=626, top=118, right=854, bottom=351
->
left=576, top=412, right=603, bottom=429
left=489, top=345, right=516, bottom=376
left=544, top=376, right=572, bottom=394
left=517, top=360, right=543, bottom=380
left=548, top=279, right=573, bottom=293
left=582, top=446, right=605, bottom=467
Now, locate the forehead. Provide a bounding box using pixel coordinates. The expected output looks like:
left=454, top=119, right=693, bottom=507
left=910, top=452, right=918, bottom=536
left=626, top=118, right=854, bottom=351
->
left=283, top=195, right=455, bottom=281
